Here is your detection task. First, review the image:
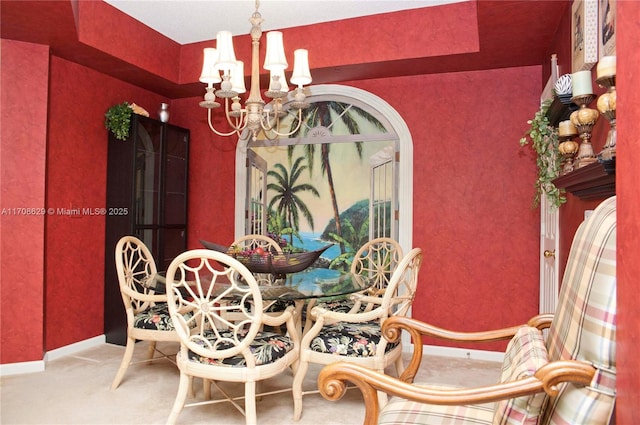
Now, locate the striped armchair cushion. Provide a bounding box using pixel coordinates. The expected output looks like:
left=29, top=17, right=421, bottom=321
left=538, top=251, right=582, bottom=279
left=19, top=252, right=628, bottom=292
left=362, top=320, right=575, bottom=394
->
left=493, top=326, right=549, bottom=425
left=380, top=385, right=495, bottom=425
left=542, top=196, right=617, bottom=425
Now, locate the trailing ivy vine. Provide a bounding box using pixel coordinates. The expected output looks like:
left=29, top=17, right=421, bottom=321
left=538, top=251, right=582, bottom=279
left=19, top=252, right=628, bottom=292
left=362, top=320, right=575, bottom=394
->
left=519, top=98, right=566, bottom=209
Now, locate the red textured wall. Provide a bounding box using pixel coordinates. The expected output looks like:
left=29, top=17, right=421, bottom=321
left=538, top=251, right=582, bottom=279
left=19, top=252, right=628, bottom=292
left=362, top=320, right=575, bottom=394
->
left=179, top=1, right=480, bottom=86
left=78, top=1, right=181, bottom=83
left=44, top=56, right=167, bottom=350
left=0, top=40, right=49, bottom=363
left=616, top=0, right=640, bottom=421
left=349, top=67, right=541, bottom=351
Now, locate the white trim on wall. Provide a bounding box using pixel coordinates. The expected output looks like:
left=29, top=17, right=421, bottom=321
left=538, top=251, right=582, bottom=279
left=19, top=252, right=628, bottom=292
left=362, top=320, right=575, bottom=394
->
left=0, top=335, right=105, bottom=377
left=419, top=344, right=505, bottom=364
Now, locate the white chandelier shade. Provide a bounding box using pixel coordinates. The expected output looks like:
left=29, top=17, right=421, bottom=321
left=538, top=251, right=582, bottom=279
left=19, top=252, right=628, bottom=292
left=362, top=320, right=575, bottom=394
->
left=264, top=31, right=288, bottom=71
left=214, top=30, right=237, bottom=71
left=198, top=0, right=312, bottom=142
left=291, top=49, right=312, bottom=87
left=199, top=48, right=221, bottom=85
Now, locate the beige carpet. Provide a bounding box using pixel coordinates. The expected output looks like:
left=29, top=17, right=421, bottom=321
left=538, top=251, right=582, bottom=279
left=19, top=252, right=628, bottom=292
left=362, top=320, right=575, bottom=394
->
left=1, top=342, right=500, bottom=424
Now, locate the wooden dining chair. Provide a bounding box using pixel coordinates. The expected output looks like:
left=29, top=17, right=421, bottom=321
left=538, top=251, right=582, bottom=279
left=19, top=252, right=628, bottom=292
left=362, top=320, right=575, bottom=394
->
left=292, top=247, right=423, bottom=421
left=165, top=249, right=301, bottom=425
left=111, top=236, right=179, bottom=390
left=303, top=237, right=404, bottom=333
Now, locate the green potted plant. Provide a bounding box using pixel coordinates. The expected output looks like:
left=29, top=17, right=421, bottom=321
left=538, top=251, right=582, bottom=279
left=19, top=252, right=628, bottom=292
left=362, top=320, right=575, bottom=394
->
left=105, top=102, right=132, bottom=141
left=519, top=98, right=566, bottom=209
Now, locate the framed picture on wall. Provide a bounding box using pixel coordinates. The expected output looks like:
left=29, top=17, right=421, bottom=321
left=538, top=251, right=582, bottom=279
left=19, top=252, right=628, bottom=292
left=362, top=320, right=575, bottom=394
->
left=599, top=0, right=616, bottom=57
left=571, top=0, right=598, bottom=72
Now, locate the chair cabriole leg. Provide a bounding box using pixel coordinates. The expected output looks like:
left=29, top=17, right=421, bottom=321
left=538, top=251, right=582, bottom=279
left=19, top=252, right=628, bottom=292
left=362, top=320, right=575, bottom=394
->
left=111, top=336, right=136, bottom=389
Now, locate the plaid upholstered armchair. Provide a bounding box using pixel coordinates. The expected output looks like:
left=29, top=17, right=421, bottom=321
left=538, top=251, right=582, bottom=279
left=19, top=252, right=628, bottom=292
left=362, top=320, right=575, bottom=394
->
left=318, top=196, right=616, bottom=425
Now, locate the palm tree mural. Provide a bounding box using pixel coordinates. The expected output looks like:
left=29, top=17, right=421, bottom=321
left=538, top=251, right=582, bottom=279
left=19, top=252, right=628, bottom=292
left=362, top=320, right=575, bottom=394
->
left=267, top=156, right=320, bottom=245
left=327, top=215, right=370, bottom=272
left=287, top=101, right=386, bottom=254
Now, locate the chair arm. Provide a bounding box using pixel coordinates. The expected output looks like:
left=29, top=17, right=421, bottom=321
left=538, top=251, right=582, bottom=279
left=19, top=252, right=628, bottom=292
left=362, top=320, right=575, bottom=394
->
left=383, top=316, right=528, bottom=344
left=261, top=305, right=296, bottom=327
left=121, top=285, right=167, bottom=303
left=350, top=293, right=383, bottom=305
left=318, top=360, right=596, bottom=425
left=311, top=305, right=383, bottom=325
left=381, top=316, right=547, bottom=383
left=527, top=313, right=554, bottom=330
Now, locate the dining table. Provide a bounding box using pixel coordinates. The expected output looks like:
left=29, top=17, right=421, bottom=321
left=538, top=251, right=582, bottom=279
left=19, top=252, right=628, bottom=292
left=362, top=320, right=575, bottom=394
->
left=151, top=267, right=373, bottom=335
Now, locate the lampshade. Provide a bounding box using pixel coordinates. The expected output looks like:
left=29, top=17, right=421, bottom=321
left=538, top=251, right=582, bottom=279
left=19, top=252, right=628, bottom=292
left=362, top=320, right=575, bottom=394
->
left=264, top=31, right=288, bottom=71
left=197, top=1, right=311, bottom=142
left=269, top=69, right=289, bottom=92
left=230, top=61, right=247, bottom=94
left=290, top=49, right=312, bottom=86
left=215, top=31, right=237, bottom=71
left=199, top=48, right=222, bottom=85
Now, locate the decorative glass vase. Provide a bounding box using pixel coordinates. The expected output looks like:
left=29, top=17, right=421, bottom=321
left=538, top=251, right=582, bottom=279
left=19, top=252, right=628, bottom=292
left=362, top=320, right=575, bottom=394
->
left=158, top=103, right=170, bottom=123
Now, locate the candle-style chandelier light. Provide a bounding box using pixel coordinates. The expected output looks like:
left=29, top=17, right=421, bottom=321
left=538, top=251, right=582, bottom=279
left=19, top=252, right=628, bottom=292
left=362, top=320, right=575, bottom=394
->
left=198, top=0, right=312, bottom=142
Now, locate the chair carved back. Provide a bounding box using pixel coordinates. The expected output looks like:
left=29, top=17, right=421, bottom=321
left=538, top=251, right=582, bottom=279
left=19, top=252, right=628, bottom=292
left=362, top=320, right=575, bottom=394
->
left=115, top=236, right=160, bottom=316
left=351, top=237, right=404, bottom=296
left=378, top=247, right=423, bottom=319
left=231, top=234, right=284, bottom=286
left=165, top=249, right=264, bottom=365
left=231, top=234, right=283, bottom=254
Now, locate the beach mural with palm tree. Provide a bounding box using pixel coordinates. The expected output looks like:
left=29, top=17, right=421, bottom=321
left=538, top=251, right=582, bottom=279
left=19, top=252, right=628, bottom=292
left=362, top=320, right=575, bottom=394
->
left=249, top=100, right=397, bottom=272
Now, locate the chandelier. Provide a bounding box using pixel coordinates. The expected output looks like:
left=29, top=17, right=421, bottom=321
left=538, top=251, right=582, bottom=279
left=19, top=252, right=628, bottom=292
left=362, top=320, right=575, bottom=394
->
left=198, top=0, right=312, bottom=142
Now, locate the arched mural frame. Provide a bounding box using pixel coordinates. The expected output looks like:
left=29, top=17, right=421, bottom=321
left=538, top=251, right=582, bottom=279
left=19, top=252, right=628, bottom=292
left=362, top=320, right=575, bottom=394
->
left=235, top=84, right=413, bottom=253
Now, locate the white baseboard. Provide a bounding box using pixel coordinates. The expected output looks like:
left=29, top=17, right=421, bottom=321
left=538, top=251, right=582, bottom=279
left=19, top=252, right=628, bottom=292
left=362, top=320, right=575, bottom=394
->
left=423, top=344, right=504, bottom=363
left=0, top=360, right=45, bottom=376
left=44, top=335, right=105, bottom=361
left=0, top=335, right=106, bottom=377
left=402, top=342, right=504, bottom=363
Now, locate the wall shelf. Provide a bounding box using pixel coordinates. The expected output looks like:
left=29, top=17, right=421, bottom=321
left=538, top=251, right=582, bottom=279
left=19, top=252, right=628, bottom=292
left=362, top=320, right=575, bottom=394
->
left=553, top=158, right=616, bottom=201
left=546, top=96, right=579, bottom=127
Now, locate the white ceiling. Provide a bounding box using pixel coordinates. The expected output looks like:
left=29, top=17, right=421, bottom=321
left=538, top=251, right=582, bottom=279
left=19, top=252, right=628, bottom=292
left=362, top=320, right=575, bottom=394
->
left=105, top=0, right=467, bottom=45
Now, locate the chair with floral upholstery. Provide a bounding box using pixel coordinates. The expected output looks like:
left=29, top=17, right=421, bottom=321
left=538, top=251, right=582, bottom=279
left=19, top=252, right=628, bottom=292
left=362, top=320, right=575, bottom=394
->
left=304, top=237, right=404, bottom=333
left=318, top=196, right=617, bottom=425
left=111, top=236, right=180, bottom=390
left=292, top=247, right=423, bottom=421
left=165, top=249, right=300, bottom=425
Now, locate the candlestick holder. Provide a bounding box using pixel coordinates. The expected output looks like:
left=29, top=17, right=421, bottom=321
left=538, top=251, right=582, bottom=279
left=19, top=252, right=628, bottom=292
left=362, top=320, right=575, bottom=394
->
left=570, top=94, right=599, bottom=168
left=558, top=135, right=579, bottom=175
left=596, top=74, right=616, bottom=160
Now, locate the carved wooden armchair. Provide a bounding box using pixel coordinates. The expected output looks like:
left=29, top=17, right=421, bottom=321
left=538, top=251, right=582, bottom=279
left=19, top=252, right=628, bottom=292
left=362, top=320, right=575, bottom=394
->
left=293, top=247, right=424, bottom=421
left=304, top=237, right=404, bottom=332
left=165, top=249, right=300, bottom=425
left=111, top=236, right=179, bottom=390
left=318, top=196, right=616, bottom=425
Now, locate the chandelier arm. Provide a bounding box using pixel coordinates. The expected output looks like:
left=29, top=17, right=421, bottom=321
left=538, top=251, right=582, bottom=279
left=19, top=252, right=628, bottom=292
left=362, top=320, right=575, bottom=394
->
left=259, top=108, right=304, bottom=137
left=223, top=98, right=249, bottom=132
left=260, top=128, right=279, bottom=141
left=207, top=108, right=241, bottom=137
